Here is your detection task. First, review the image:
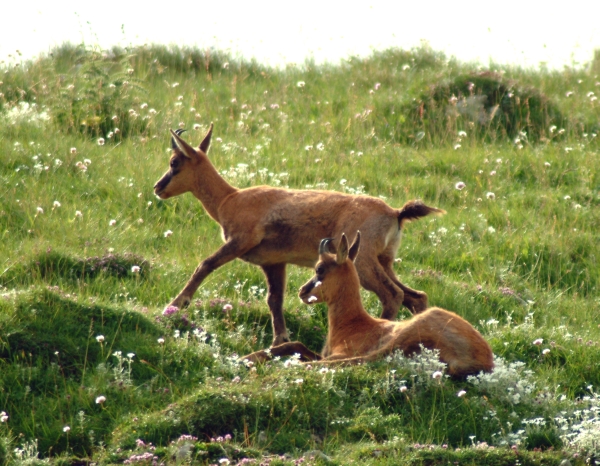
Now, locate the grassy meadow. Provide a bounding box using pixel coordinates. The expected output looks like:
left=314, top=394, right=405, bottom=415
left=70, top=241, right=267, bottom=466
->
left=1, top=43, right=600, bottom=465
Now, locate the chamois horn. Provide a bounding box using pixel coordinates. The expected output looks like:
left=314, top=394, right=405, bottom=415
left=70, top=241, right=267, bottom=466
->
left=171, top=129, right=187, bottom=149
left=319, top=238, right=335, bottom=255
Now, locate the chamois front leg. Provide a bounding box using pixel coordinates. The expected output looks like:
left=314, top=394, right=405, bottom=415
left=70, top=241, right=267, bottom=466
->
left=262, top=263, right=289, bottom=345
left=167, top=239, right=254, bottom=310
left=242, top=341, right=322, bottom=364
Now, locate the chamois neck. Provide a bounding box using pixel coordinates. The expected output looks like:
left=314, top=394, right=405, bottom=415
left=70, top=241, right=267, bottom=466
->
left=325, top=278, right=372, bottom=331
left=190, top=157, right=237, bottom=222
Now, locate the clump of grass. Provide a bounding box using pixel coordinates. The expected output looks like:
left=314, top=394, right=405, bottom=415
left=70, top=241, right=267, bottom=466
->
left=2, top=250, right=150, bottom=287
left=398, top=72, right=567, bottom=144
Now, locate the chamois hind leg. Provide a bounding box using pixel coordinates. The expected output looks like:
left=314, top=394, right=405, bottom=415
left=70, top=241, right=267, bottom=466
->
left=354, top=252, right=404, bottom=321
left=242, top=341, right=322, bottom=364
left=262, top=263, right=290, bottom=346
left=379, top=254, right=428, bottom=314
left=167, top=239, right=255, bottom=310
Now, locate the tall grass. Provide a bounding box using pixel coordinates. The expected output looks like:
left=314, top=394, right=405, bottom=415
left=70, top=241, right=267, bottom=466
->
left=0, top=42, right=599, bottom=465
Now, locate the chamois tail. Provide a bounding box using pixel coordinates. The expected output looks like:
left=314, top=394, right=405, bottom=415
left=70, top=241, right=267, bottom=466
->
left=397, top=200, right=445, bottom=228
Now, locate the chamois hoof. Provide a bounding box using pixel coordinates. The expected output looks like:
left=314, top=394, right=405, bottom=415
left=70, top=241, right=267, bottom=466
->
left=272, top=333, right=291, bottom=346
left=167, top=295, right=191, bottom=310
left=240, top=350, right=271, bottom=364
left=403, top=291, right=428, bottom=314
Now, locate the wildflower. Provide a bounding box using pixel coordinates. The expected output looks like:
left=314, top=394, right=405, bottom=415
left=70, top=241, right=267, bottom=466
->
left=222, top=62, right=229, bottom=69
left=455, top=181, right=466, bottom=190
left=157, top=338, right=165, bottom=344
left=297, top=81, right=305, bottom=88
left=316, top=142, right=325, bottom=151
left=566, top=91, right=574, bottom=97
left=223, top=304, right=233, bottom=312
left=97, top=138, right=105, bottom=146
left=458, top=130, right=467, bottom=137
left=95, top=395, right=106, bottom=404
left=490, top=170, right=496, bottom=176
left=127, top=353, right=135, bottom=359
left=96, top=335, right=105, bottom=343
left=63, top=426, right=70, bottom=432
left=219, top=459, right=230, bottom=465
left=294, top=378, right=304, bottom=384
left=432, top=371, right=443, bottom=379
left=544, top=162, right=551, bottom=167
left=109, top=219, right=117, bottom=226
left=231, top=376, right=241, bottom=383
left=36, top=206, right=44, bottom=215
left=457, top=390, right=467, bottom=397
left=399, top=386, right=408, bottom=393
left=453, top=144, right=461, bottom=150
left=193, top=123, right=201, bottom=130
left=70, top=147, right=77, bottom=154
left=164, top=230, right=173, bottom=238
left=114, top=128, right=120, bottom=134
left=542, top=348, right=550, bottom=355
left=305, top=145, right=313, bottom=151
left=564, top=195, right=571, bottom=200
left=487, top=226, right=496, bottom=234
left=550, top=125, right=557, bottom=133
left=339, top=179, right=347, bottom=186
left=0, top=411, right=8, bottom=422
left=533, top=338, right=543, bottom=346
left=131, top=265, right=141, bottom=273
left=486, top=192, right=495, bottom=200
left=162, top=306, right=179, bottom=316
left=574, top=204, right=582, bottom=209
left=149, top=108, right=157, bottom=115
left=374, top=82, right=381, bottom=90
left=53, top=201, right=61, bottom=208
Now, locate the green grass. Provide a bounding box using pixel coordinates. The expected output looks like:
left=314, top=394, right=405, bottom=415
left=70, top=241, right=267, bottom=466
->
left=1, top=42, right=599, bottom=465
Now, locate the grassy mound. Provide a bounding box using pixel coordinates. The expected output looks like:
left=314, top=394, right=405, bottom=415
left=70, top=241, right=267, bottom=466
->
left=399, top=72, right=567, bottom=143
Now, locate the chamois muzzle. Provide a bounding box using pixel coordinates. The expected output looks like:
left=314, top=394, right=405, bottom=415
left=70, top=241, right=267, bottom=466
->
left=299, top=277, right=324, bottom=304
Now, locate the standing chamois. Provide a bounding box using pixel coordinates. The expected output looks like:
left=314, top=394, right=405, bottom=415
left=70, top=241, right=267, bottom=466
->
left=243, top=232, right=494, bottom=378
left=154, top=125, right=444, bottom=345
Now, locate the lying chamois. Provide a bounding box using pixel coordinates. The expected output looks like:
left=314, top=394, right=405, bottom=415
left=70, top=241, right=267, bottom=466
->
left=243, top=233, right=494, bottom=377
left=154, top=125, right=444, bottom=345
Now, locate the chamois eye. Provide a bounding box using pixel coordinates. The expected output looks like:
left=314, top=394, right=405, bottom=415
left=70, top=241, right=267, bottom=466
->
left=315, top=265, right=325, bottom=276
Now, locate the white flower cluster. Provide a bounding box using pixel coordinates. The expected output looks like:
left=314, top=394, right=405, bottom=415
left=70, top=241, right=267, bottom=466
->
left=2, top=102, right=50, bottom=126
left=386, top=346, right=448, bottom=386
left=554, top=387, right=600, bottom=457
left=467, top=356, right=536, bottom=406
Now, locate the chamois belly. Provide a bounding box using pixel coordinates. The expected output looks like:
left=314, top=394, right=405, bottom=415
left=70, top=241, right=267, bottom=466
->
left=240, top=218, right=333, bottom=267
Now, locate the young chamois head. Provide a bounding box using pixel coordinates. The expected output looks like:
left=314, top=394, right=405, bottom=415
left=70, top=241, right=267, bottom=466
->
left=299, top=232, right=361, bottom=305
left=153, top=124, right=213, bottom=199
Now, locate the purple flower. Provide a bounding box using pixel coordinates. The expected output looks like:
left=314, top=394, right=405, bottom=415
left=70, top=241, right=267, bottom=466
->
left=162, top=306, right=179, bottom=316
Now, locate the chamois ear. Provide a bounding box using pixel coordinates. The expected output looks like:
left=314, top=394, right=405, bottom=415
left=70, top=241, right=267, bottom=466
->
left=199, top=123, right=214, bottom=154
left=336, top=234, right=349, bottom=264
left=170, top=129, right=197, bottom=159
left=348, top=231, right=361, bottom=262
